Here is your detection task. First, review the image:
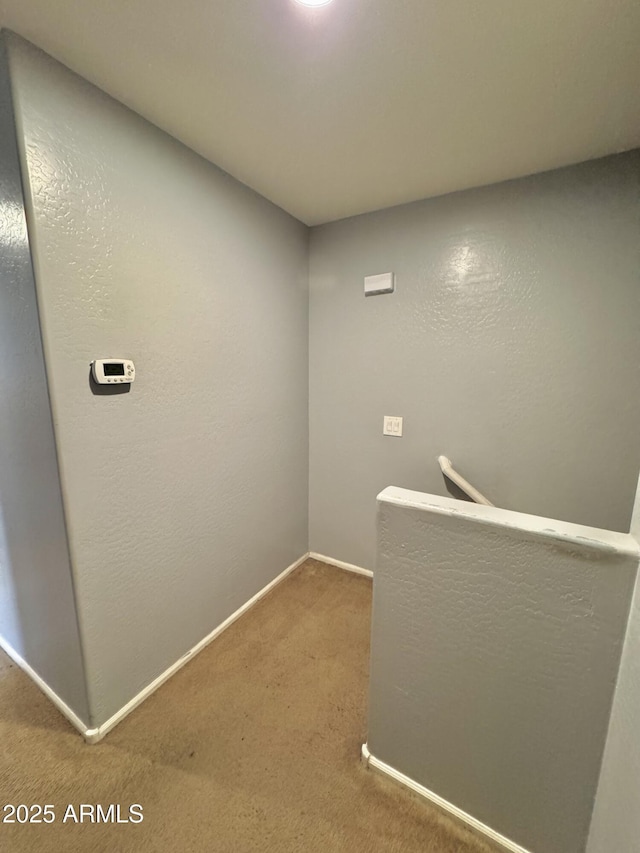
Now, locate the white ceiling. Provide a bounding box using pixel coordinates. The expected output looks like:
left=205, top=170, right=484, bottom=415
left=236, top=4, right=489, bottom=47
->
left=1, top=0, right=639, bottom=225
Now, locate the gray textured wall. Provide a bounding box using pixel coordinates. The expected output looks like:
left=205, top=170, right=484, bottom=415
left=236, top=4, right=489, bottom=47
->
left=309, top=152, right=640, bottom=570
left=0, top=34, right=89, bottom=722
left=7, top=33, right=309, bottom=727
left=369, top=488, right=638, bottom=853
left=586, top=483, right=640, bottom=853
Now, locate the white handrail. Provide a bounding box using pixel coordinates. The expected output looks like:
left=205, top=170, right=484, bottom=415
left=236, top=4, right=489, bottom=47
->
left=437, top=456, right=494, bottom=507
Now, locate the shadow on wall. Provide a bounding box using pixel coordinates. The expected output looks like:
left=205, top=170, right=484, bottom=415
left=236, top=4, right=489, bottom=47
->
left=0, top=501, right=23, bottom=652
left=441, top=477, right=475, bottom=503
left=88, top=369, right=131, bottom=396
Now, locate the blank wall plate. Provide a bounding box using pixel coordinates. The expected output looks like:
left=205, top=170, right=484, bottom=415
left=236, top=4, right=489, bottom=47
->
left=383, top=416, right=403, bottom=436
left=365, top=272, right=395, bottom=296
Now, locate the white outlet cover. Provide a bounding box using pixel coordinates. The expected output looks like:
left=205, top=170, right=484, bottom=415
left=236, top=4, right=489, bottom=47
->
left=365, top=272, right=394, bottom=296
left=383, top=416, right=403, bottom=436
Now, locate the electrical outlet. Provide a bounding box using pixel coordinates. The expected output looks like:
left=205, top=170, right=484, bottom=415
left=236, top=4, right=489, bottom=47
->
left=383, top=416, right=403, bottom=437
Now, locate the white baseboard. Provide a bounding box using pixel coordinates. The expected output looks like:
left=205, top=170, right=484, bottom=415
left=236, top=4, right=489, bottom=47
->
left=86, top=551, right=310, bottom=743
left=89, top=552, right=368, bottom=741
left=2, top=552, right=371, bottom=744
left=1, top=553, right=309, bottom=744
left=309, top=552, right=373, bottom=578
left=0, top=634, right=90, bottom=738
left=361, top=743, right=532, bottom=853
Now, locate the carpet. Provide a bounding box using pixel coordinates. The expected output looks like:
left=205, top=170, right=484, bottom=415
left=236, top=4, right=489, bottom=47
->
left=0, top=558, right=498, bottom=853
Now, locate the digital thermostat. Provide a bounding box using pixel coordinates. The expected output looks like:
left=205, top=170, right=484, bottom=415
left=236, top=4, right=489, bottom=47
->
left=91, top=359, right=135, bottom=384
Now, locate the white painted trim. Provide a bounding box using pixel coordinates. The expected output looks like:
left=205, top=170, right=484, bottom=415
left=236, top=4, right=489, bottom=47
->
left=309, top=552, right=373, bottom=578
left=2, top=553, right=309, bottom=744
left=85, top=552, right=310, bottom=743
left=0, top=634, right=90, bottom=738
left=361, top=743, right=533, bottom=853
left=377, top=486, right=639, bottom=558
left=1, top=553, right=372, bottom=744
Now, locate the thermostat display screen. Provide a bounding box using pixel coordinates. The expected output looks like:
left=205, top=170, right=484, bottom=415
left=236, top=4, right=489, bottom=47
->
left=91, top=359, right=135, bottom=385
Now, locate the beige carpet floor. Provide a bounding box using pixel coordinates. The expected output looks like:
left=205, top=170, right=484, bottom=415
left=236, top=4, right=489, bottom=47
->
left=0, top=558, right=497, bottom=853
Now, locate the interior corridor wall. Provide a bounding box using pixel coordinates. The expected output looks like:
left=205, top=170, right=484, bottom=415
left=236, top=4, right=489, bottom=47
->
left=586, top=480, right=640, bottom=853
left=0, top=35, right=88, bottom=723
left=6, top=33, right=309, bottom=728
left=309, top=150, right=640, bottom=570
